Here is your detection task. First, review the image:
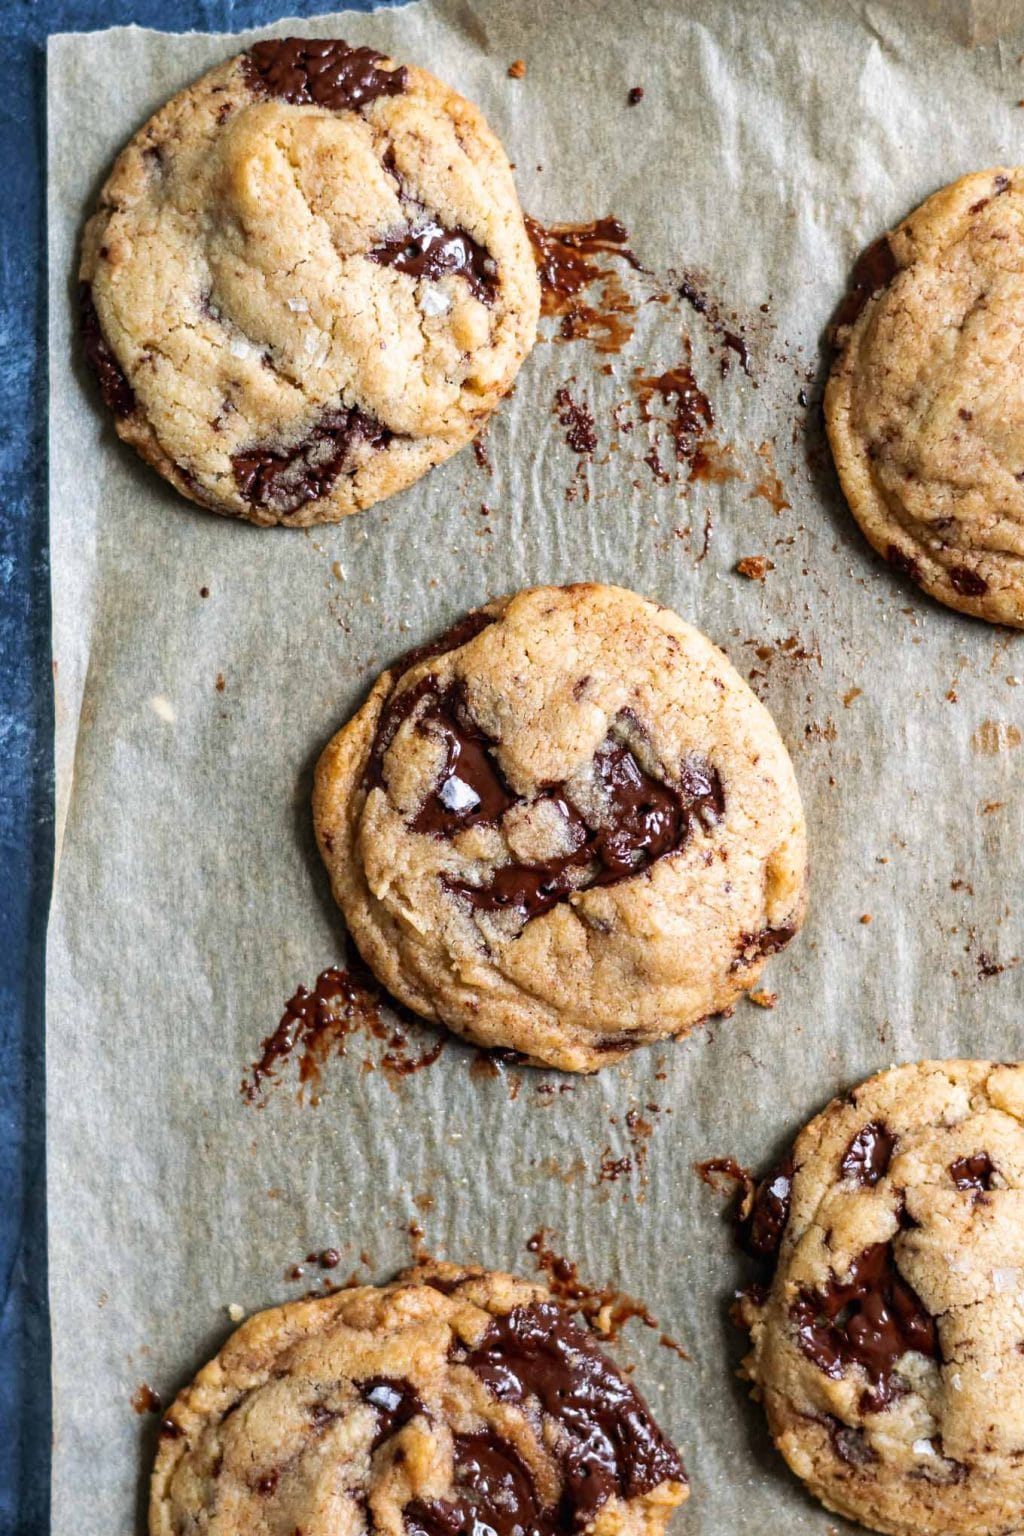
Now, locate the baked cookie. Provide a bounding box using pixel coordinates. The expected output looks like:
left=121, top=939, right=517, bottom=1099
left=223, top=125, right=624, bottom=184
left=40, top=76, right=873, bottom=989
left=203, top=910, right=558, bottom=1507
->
left=739, top=1060, right=1024, bottom=1536
left=313, top=583, right=807, bottom=1072
left=80, top=37, right=539, bottom=526
left=826, top=169, right=1024, bottom=625
left=150, top=1264, right=688, bottom=1536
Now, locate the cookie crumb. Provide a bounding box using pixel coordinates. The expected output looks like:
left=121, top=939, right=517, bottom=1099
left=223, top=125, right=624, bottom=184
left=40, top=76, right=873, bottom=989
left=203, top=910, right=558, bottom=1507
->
left=860, top=913, right=872, bottom=924
left=227, top=1303, right=244, bottom=1322
left=748, top=989, right=777, bottom=1009
left=508, top=59, right=526, bottom=78
left=215, top=673, right=225, bottom=693
left=627, top=86, right=644, bottom=104
left=842, top=686, right=862, bottom=708
left=736, top=556, right=773, bottom=581
left=199, top=585, right=209, bottom=598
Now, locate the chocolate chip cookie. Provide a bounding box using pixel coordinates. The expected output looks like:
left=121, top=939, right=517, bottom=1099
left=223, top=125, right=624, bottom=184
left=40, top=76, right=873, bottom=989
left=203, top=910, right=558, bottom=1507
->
left=313, top=584, right=807, bottom=1072
left=150, top=1264, right=689, bottom=1536
left=80, top=37, right=539, bottom=526
left=739, top=1060, right=1024, bottom=1536
left=826, top=169, right=1024, bottom=625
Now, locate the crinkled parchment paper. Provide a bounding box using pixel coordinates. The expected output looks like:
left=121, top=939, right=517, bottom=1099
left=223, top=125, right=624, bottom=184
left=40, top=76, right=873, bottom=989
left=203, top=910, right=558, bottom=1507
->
left=47, top=2, right=1024, bottom=1530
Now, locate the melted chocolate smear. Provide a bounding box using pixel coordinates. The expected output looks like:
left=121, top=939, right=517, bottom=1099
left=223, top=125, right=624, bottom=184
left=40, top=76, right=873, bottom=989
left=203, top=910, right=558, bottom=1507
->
left=792, top=1242, right=939, bottom=1410
left=949, top=564, right=989, bottom=598
left=457, top=1300, right=686, bottom=1529
left=525, top=215, right=640, bottom=354
left=369, top=219, right=497, bottom=302
left=832, top=235, right=898, bottom=334
left=80, top=285, right=136, bottom=418
left=677, top=275, right=754, bottom=379
left=244, top=37, right=408, bottom=110
left=744, top=1155, right=794, bottom=1262
left=950, top=1151, right=996, bottom=1192
left=233, top=405, right=390, bottom=515
left=633, top=355, right=714, bottom=471
left=841, top=1122, right=896, bottom=1187
left=359, top=1376, right=424, bottom=1449
left=389, top=611, right=496, bottom=682
left=556, top=386, right=598, bottom=456
left=732, top=924, right=797, bottom=970
left=242, top=965, right=444, bottom=1104
left=884, top=543, right=922, bottom=585
left=405, top=1433, right=543, bottom=1536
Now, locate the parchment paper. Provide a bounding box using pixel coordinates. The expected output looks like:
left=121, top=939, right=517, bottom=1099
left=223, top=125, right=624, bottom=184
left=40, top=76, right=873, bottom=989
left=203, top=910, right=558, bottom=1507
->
left=47, top=3, right=1024, bottom=1531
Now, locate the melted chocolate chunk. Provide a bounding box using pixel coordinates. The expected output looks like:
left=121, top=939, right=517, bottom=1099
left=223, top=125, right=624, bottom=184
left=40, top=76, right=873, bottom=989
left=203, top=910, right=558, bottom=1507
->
left=744, top=1155, right=793, bottom=1261
left=410, top=684, right=517, bottom=834
left=949, top=564, right=989, bottom=598
left=832, top=235, right=898, bottom=333
left=841, top=1122, right=896, bottom=1187
left=368, top=675, right=724, bottom=921
left=827, top=1416, right=877, bottom=1467
left=950, top=1151, right=996, bottom=1192
left=233, top=405, right=390, bottom=515
left=389, top=611, right=496, bottom=680
left=369, top=220, right=497, bottom=302
left=359, top=1376, right=425, bottom=1449
left=404, top=1433, right=543, bottom=1536
left=792, top=1242, right=938, bottom=1410
left=80, top=285, right=136, bottom=418
left=244, top=37, right=407, bottom=110
left=457, top=1301, right=685, bottom=1529
left=732, top=924, right=797, bottom=969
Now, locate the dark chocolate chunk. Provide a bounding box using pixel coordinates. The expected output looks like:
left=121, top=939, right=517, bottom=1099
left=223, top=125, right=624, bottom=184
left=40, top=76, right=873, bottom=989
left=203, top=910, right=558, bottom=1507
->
left=359, top=1376, right=425, bottom=1449
left=369, top=219, right=497, bottom=302
left=732, top=924, right=797, bottom=969
left=948, top=564, right=989, bottom=598
left=832, top=235, right=899, bottom=333
left=404, top=1433, right=543, bottom=1536
left=791, top=1242, right=938, bottom=1409
left=244, top=37, right=408, bottom=110
left=950, top=1151, right=995, bottom=1192
left=841, top=1122, right=896, bottom=1187
left=410, top=684, right=517, bottom=835
left=826, top=1416, right=878, bottom=1467
left=457, top=1301, right=685, bottom=1529
left=744, top=1155, right=794, bottom=1261
left=80, top=284, right=136, bottom=418
left=232, top=404, right=390, bottom=515
left=884, top=543, right=922, bottom=585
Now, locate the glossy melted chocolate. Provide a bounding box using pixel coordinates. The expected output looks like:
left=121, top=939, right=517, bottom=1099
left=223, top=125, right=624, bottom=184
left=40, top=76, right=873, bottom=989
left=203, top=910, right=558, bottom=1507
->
left=950, top=1151, right=996, bottom=1192
left=405, top=1434, right=543, bottom=1536
left=369, top=220, right=497, bottom=302
left=456, top=1301, right=686, bottom=1529
left=359, top=1376, right=425, bottom=1449
left=744, top=1155, right=794, bottom=1261
left=232, top=405, right=390, bottom=514
left=80, top=285, right=135, bottom=418
left=244, top=37, right=408, bottom=110
left=840, top=1122, right=896, bottom=1187
left=791, top=1241, right=938, bottom=1410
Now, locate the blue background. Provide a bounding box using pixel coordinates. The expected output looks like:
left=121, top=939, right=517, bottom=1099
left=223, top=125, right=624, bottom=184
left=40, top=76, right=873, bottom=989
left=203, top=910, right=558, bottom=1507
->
left=0, top=3, right=392, bottom=1529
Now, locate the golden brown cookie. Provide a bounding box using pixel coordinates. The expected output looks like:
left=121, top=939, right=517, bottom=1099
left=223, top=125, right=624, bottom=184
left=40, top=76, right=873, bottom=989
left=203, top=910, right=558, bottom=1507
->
left=313, top=583, right=807, bottom=1072
left=80, top=37, right=539, bottom=526
left=739, top=1060, right=1024, bottom=1536
left=150, top=1265, right=688, bottom=1536
left=826, top=169, right=1024, bottom=625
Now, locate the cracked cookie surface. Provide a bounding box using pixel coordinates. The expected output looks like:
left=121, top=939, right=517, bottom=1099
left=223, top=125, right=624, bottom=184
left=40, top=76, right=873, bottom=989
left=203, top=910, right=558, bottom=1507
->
left=150, top=1264, right=688, bottom=1536
left=739, top=1060, right=1024, bottom=1536
left=826, top=169, right=1024, bottom=625
left=313, top=583, right=807, bottom=1072
left=80, top=37, right=539, bottom=526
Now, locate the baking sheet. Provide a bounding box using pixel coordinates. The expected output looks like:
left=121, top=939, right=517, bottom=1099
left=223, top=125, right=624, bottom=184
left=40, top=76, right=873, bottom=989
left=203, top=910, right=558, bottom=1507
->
left=47, top=2, right=1024, bottom=1531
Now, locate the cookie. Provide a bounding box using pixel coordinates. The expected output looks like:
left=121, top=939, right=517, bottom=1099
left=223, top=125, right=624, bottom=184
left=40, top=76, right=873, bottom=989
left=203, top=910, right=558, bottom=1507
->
left=739, top=1060, right=1024, bottom=1536
left=150, top=1264, right=688, bottom=1536
left=313, top=583, right=807, bottom=1072
left=825, top=169, right=1024, bottom=626
left=80, top=37, right=539, bottom=526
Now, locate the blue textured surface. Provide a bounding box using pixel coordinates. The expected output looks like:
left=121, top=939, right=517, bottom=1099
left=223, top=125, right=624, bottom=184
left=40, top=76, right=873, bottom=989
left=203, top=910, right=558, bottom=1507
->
left=0, top=4, right=392, bottom=1529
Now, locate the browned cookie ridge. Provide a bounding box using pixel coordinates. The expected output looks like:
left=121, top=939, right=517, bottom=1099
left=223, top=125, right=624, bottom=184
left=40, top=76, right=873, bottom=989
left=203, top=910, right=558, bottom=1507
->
left=150, top=1266, right=689, bottom=1536
left=80, top=38, right=538, bottom=525
left=313, top=584, right=807, bottom=1072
